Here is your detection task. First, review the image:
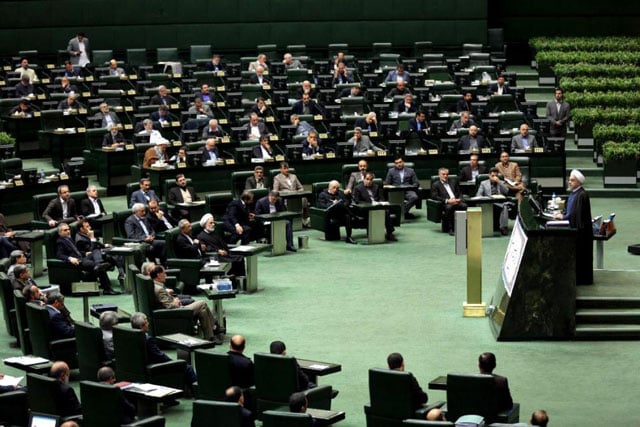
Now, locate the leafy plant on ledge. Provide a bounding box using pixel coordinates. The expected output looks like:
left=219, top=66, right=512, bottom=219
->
left=0, top=132, right=16, bottom=145
left=602, top=141, right=640, bottom=162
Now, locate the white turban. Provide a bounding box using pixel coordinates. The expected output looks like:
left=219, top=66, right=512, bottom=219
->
left=200, top=213, right=213, bottom=227
left=570, top=169, right=585, bottom=184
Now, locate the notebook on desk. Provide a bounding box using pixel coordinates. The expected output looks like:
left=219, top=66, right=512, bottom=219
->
left=28, top=412, right=60, bottom=427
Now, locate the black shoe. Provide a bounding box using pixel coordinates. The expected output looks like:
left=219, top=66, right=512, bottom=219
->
left=286, top=246, right=297, bottom=252
left=448, top=230, right=455, bottom=236
left=331, top=389, right=340, bottom=398
left=500, top=227, right=509, bottom=235
left=404, top=212, right=417, bottom=219
left=102, top=288, right=121, bottom=296
left=94, top=262, right=111, bottom=273
left=345, top=237, right=357, bottom=244
left=385, top=233, right=397, bottom=242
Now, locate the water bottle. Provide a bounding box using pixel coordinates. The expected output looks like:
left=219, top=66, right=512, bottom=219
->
left=551, top=192, right=556, bottom=210
left=38, top=168, right=45, bottom=182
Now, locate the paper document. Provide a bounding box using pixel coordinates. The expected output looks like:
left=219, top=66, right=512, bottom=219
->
left=0, top=374, right=23, bottom=387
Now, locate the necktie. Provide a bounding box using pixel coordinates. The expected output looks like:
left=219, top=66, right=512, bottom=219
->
left=138, top=218, right=150, bottom=236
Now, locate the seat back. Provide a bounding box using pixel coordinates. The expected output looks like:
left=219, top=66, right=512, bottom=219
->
left=112, top=325, right=149, bottom=383
left=75, top=321, right=108, bottom=380
left=134, top=273, right=159, bottom=336
left=193, top=350, right=231, bottom=400
left=311, top=182, right=331, bottom=206
left=127, top=48, right=148, bottom=67
left=190, top=45, right=212, bottom=63
left=80, top=380, right=124, bottom=427
left=262, top=410, right=314, bottom=427
left=231, top=170, right=258, bottom=198
left=191, top=400, right=243, bottom=427
left=0, top=272, right=16, bottom=337
left=13, top=289, right=31, bottom=354
left=510, top=156, right=531, bottom=186
left=25, top=302, right=53, bottom=359
left=26, top=372, right=60, bottom=415
left=157, top=47, right=179, bottom=63
left=93, top=49, right=113, bottom=66
left=446, top=373, right=498, bottom=422
left=0, top=389, right=29, bottom=427
left=254, top=352, right=299, bottom=411
left=367, top=368, right=417, bottom=420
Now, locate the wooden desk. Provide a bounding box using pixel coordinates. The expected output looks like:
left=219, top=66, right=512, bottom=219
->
left=119, top=382, right=184, bottom=417
left=155, top=332, right=215, bottom=364
left=255, top=211, right=299, bottom=255
left=229, top=243, right=271, bottom=293
left=383, top=185, right=416, bottom=223
left=352, top=203, right=396, bottom=244
left=199, top=284, right=237, bottom=333
left=107, top=245, right=143, bottom=293
left=4, top=355, right=52, bottom=374
left=297, top=358, right=342, bottom=385
left=428, top=375, right=448, bottom=390
left=279, top=190, right=312, bottom=231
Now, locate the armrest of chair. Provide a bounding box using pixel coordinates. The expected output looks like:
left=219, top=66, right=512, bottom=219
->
left=497, top=402, right=520, bottom=424
left=304, top=384, right=333, bottom=410
left=30, top=220, right=50, bottom=230
left=415, top=400, right=445, bottom=419
left=112, top=237, right=143, bottom=246
left=152, top=308, right=193, bottom=320
left=426, top=199, right=444, bottom=223
left=147, top=359, right=187, bottom=374
left=166, top=258, right=202, bottom=269
left=147, top=359, right=188, bottom=390
left=124, top=415, right=166, bottom=427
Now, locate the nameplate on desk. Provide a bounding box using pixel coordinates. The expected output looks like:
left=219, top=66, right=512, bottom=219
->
left=221, top=135, right=230, bottom=143
left=376, top=150, right=387, bottom=157
left=275, top=155, right=285, bottom=161
left=319, top=133, right=328, bottom=139
left=77, top=127, right=86, bottom=133
left=266, top=116, right=275, bottom=122
left=34, top=111, right=41, bottom=117
left=225, top=159, right=236, bottom=165
left=172, top=73, right=182, bottom=79
left=263, top=85, right=271, bottom=90
left=82, top=91, right=91, bottom=97
left=123, top=144, right=134, bottom=150
left=369, top=131, right=378, bottom=138
left=171, top=121, right=180, bottom=127
left=481, top=148, right=492, bottom=154
left=129, top=74, right=138, bottom=80
left=534, top=147, right=544, bottom=153
left=0, top=80, right=4, bottom=86
left=170, top=103, right=180, bottom=109
left=269, top=135, right=279, bottom=141
left=45, top=63, right=54, bottom=69
left=177, top=162, right=187, bottom=168
left=59, top=172, right=69, bottom=180
left=326, top=152, right=336, bottom=159
left=14, top=180, right=24, bottom=186
left=265, top=99, right=272, bottom=105
left=2, top=65, right=10, bottom=71
left=85, top=76, right=94, bottom=82
left=172, top=140, right=182, bottom=147
left=216, top=101, right=226, bottom=107
left=216, top=86, right=226, bottom=91
left=124, top=124, right=133, bottom=130
left=127, top=89, right=136, bottom=95
left=124, top=105, right=134, bottom=112
left=37, top=94, right=46, bottom=100
left=42, top=78, right=51, bottom=84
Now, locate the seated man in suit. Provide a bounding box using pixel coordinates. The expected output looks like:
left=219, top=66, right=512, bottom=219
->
left=249, top=65, right=270, bottom=86
left=228, top=335, right=255, bottom=388
left=43, top=185, right=79, bottom=228
left=75, top=219, right=124, bottom=283
left=396, top=93, right=417, bottom=114
left=495, top=151, right=525, bottom=198
left=50, top=361, right=82, bottom=417
left=146, top=199, right=176, bottom=233
left=458, top=125, right=488, bottom=153
left=450, top=111, right=475, bottom=132
left=355, top=112, right=379, bottom=134
left=273, top=162, right=309, bottom=227
left=130, top=312, right=199, bottom=388
left=459, top=154, right=487, bottom=183
left=252, top=135, right=275, bottom=160
left=174, top=219, right=205, bottom=260
left=195, top=83, right=214, bottom=104
left=222, top=192, right=255, bottom=245
left=137, top=118, right=165, bottom=145
left=283, top=53, right=303, bottom=70
left=200, top=138, right=220, bottom=165
left=511, top=123, right=538, bottom=152
left=225, top=386, right=256, bottom=427
left=339, top=84, right=362, bottom=99
left=107, top=59, right=125, bottom=76
left=430, top=167, right=467, bottom=234
left=385, top=64, right=410, bottom=83
left=386, top=79, right=411, bottom=99
left=476, top=168, right=513, bottom=235
left=99, top=311, right=118, bottom=360
left=245, top=166, right=269, bottom=190
left=332, top=61, right=353, bottom=86
left=56, top=223, right=118, bottom=294
left=349, top=127, right=382, bottom=156
left=353, top=172, right=396, bottom=241
left=478, top=352, right=514, bottom=414
left=102, top=124, right=126, bottom=148
left=11, top=264, right=37, bottom=292
left=317, top=180, right=356, bottom=244
left=188, top=97, right=213, bottom=118
left=80, top=185, right=107, bottom=220
left=302, top=131, right=325, bottom=158
left=291, top=113, right=316, bottom=136
left=97, top=367, right=136, bottom=425
left=269, top=340, right=315, bottom=391
left=205, top=54, right=224, bottom=72
left=150, top=105, right=172, bottom=127
left=168, top=173, right=200, bottom=220
left=488, top=74, right=510, bottom=96
left=197, top=214, right=246, bottom=276
left=289, top=392, right=316, bottom=423
left=57, top=94, right=83, bottom=112
left=291, top=93, right=324, bottom=117
left=59, top=77, right=79, bottom=95
left=201, top=118, right=226, bottom=139
left=14, top=75, right=34, bottom=98
left=129, top=178, right=160, bottom=207
left=254, top=191, right=296, bottom=252
left=384, top=157, right=420, bottom=218
left=456, top=91, right=474, bottom=113
left=344, top=159, right=369, bottom=195
left=244, top=113, right=267, bottom=140
left=251, top=97, right=270, bottom=119
left=45, top=292, right=76, bottom=339
left=125, top=203, right=167, bottom=265
left=408, top=110, right=429, bottom=134
left=149, top=85, right=178, bottom=106
left=387, top=352, right=429, bottom=412
left=297, top=80, right=318, bottom=100
left=93, top=102, right=121, bottom=129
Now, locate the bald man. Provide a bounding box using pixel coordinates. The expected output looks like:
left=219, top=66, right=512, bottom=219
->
left=228, top=335, right=255, bottom=388
left=50, top=361, right=81, bottom=417
left=317, top=180, right=356, bottom=244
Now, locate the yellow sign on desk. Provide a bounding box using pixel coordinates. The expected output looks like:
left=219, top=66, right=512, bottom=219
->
left=225, top=159, right=236, bottom=165
left=428, top=149, right=438, bottom=155
left=377, top=150, right=387, bottom=157
left=125, top=144, right=135, bottom=150
left=269, top=135, right=279, bottom=141
left=221, top=136, right=230, bottom=143
left=534, top=147, right=544, bottom=153
left=326, top=152, right=336, bottom=159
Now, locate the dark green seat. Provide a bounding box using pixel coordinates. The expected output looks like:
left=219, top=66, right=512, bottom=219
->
left=445, top=373, right=519, bottom=424
left=0, top=389, right=29, bottom=427
left=75, top=321, right=110, bottom=380
left=13, top=289, right=31, bottom=354
left=133, top=272, right=194, bottom=337
left=193, top=349, right=231, bottom=400
left=262, top=410, right=314, bottom=427
left=93, top=49, right=113, bottom=66
left=364, top=368, right=444, bottom=427
left=191, top=399, right=243, bottom=427
left=254, top=352, right=333, bottom=419
left=205, top=192, right=234, bottom=219
left=308, top=181, right=340, bottom=240
left=42, top=227, right=86, bottom=294
left=190, top=45, right=212, bottom=64
left=80, top=380, right=166, bottom=426
left=426, top=175, right=459, bottom=229
left=488, top=94, right=517, bottom=113
left=127, top=48, right=148, bottom=68
left=164, top=226, right=205, bottom=291
left=25, top=302, right=77, bottom=368
left=157, top=47, right=179, bottom=63
left=27, top=372, right=81, bottom=420
left=112, top=324, right=187, bottom=389
left=0, top=272, right=17, bottom=338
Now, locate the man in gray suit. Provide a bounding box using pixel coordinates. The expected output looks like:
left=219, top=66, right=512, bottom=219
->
left=67, top=32, right=90, bottom=67
left=344, top=159, right=369, bottom=194
left=384, top=157, right=419, bottom=218
left=546, top=88, right=571, bottom=137
left=510, top=124, right=538, bottom=152
left=476, top=168, right=513, bottom=235
left=349, top=127, right=381, bottom=156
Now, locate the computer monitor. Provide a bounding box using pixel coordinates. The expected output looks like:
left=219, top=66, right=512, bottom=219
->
left=22, top=168, right=38, bottom=184
left=380, top=121, right=398, bottom=139
left=335, top=142, right=353, bottom=159
left=234, top=147, right=253, bottom=164
left=285, top=144, right=302, bottom=161
left=186, top=150, right=203, bottom=168
left=28, top=412, right=60, bottom=427
left=0, top=144, right=15, bottom=160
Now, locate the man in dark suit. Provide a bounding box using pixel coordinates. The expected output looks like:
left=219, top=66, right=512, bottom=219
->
left=45, top=292, right=75, bottom=339
left=201, top=118, right=226, bottom=139
left=332, top=62, right=353, bottom=86
left=42, top=185, right=79, bottom=228
left=456, top=91, right=474, bottom=113
left=546, top=88, right=571, bottom=137
left=56, top=223, right=118, bottom=294
left=130, top=312, right=198, bottom=389
left=146, top=199, right=176, bottom=233
left=168, top=173, right=200, bottom=220
left=174, top=219, right=204, bottom=260
left=488, top=75, right=510, bottom=96
left=248, top=65, right=271, bottom=86
left=225, top=386, right=256, bottom=427
left=75, top=218, right=124, bottom=281
left=50, top=361, right=82, bottom=417
left=125, top=203, right=167, bottom=265
left=317, top=180, right=356, bottom=244
left=396, top=94, right=417, bottom=114
left=353, top=172, right=396, bottom=241
left=228, top=335, right=255, bottom=388
left=354, top=112, right=379, bottom=133
left=430, top=167, right=467, bottom=234
left=408, top=111, right=429, bottom=133
left=291, top=93, right=324, bottom=117
left=197, top=214, right=246, bottom=276
left=222, top=192, right=255, bottom=245
left=244, top=113, right=268, bottom=140
left=97, top=367, right=137, bottom=425
left=458, top=125, right=488, bottom=153
left=384, top=64, right=410, bottom=83
left=204, top=55, right=225, bottom=72
left=478, top=352, right=513, bottom=415
left=101, top=124, right=126, bottom=148
left=150, top=105, right=172, bottom=126
left=459, top=154, right=487, bottom=183
left=93, top=102, right=121, bottom=128
left=344, top=159, right=368, bottom=194
left=384, top=157, right=420, bottom=218
left=58, top=94, right=83, bottom=111
left=129, top=178, right=160, bottom=208
left=254, top=191, right=295, bottom=252
left=251, top=135, right=275, bottom=159
left=200, top=138, right=220, bottom=165
left=387, top=352, right=428, bottom=411
left=149, top=85, right=178, bottom=106
left=79, top=185, right=107, bottom=219
left=244, top=166, right=269, bottom=190
left=510, top=124, right=538, bottom=152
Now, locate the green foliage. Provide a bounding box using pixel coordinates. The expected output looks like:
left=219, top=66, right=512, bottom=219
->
left=0, top=132, right=16, bottom=145
left=602, top=141, right=640, bottom=162
left=531, top=37, right=640, bottom=52
left=536, top=51, right=640, bottom=68
left=554, top=63, right=640, bottom=79
left=571, top=108, right=640, bottom=127
left=565, top=92, right=640, bottom=108
left=560, top=77, right=640, bottom=92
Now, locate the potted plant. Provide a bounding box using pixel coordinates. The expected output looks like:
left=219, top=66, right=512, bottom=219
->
left=0, top=132, right=16, bottom=159
left=602, top=141, right=640, bottom=187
